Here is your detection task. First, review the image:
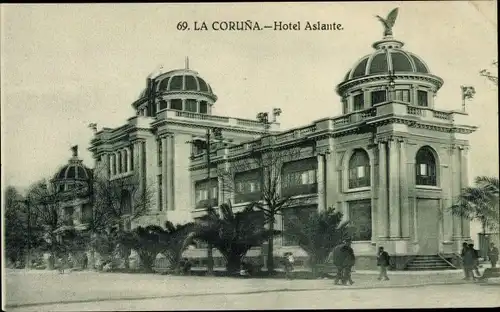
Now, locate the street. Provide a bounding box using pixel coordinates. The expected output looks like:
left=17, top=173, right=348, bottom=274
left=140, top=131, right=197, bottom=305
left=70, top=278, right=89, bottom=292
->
left=4, top=270, right=499, bottom=311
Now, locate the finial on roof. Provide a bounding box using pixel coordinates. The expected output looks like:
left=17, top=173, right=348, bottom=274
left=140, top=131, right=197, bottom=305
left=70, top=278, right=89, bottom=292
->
left=71, top=145, right=78, bottom=157
left=375, top=7, right=399, bottom=38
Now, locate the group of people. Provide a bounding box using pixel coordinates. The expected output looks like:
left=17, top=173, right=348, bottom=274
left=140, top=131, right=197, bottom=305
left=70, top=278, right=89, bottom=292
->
left=460, top=241, right=499, bottom=281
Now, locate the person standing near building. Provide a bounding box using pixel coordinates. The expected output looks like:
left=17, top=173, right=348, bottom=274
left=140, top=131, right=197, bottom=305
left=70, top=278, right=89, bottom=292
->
left=460, top=242, right=469, bottom=280
left=332, top=242, right=346, bottom=285
left=468, top=243, right=481, bottom=279
left=377, top=246, right=390, bottom=281
left=487, top=242, right=498, bottom=268
left=342, top=241, right=355, bottom=285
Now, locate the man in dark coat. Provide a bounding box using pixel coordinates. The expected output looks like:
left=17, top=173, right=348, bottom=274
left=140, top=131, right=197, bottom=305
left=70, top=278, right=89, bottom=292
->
left=463, top=244, right=476, bottom=281
left=468, top=243, right=481, bottom=278
left=377, top=246, right=390, bottom=281
left=332, top=243, right=346, bottom=285
left=341, top=241, right=355, bottom=285
left=460, top=242, right=469, bottom=280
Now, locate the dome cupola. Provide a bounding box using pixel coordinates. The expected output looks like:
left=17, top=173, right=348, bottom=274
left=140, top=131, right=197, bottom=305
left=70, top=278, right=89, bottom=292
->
left=52, top=145, right=93, bottom=193
left=336, top=8, right=444, bottom=115
left=133, top=58, right=218, bottom=117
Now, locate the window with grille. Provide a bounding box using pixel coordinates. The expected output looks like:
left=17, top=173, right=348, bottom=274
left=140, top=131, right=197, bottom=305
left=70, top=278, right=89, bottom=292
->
left=348, top=149, right=370, bottom=188
left=416, top=147, right=437, bottom=186
left=348, top=199, right=372, bottom=241
left=234, top=170, right=262, bottom=204
left=281, top=158, right=317, bottom=197
left=194, top=179, right=218, bottom=209
left=395, top=90, right=410, bottom=102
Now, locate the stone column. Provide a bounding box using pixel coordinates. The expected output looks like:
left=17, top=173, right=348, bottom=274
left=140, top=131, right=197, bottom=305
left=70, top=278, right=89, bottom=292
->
left=460, top=146, right=470, bottom=238
left=368, top=148, right=376, bottom=242
left=161, top=136, right=168, bottom=212
left=109, top=153, right=115, bottom=177
left=399, top=138, right=410, bottom=238
left=411, top=84, right=418, bottom=106
left=317, top=153, right=326, bottom=212
left=451, top=146, right=462, bottom=241
left=363, top=88, right=370, bottom=109
left=325, top=137, right=338, bottom=209
left=378, top=141, right=389, bottom=238
left=127, top=147, right=132, bottom=172
left=389, top=138, right=401, bottom=238
left=166, top=135, right=175, bottom=211
left=136, top=141, right=145, bottom=193
left=218, top=177, right=224, bottom=206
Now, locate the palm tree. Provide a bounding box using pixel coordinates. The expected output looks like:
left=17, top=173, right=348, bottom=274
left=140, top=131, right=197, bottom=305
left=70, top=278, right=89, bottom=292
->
left=117, top=225, right=165, bottom=272
left=283, top=207, right=351, bottom=277
left=158, top=221, right=195, bottom=273
left=185, top=201, right=280, bottom=273
left=450, top=176, right=499, bottom=240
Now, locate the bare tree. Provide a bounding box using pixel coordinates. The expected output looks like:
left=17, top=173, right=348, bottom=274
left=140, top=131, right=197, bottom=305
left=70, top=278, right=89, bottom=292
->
left=229, top=145, right=304, bottom=273
left=81, top=167, right=155, bottom=269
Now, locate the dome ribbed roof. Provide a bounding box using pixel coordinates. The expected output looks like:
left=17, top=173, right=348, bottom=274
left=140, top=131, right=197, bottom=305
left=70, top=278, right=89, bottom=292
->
left=53, top=147, right=92, bottom=182
left=343, top=39, right=431, bottom=82
left=138, top=68, right=216, bottom=100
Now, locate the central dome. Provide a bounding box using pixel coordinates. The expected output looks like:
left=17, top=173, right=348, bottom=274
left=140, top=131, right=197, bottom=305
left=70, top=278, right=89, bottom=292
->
left=137, top=68, right=216, bottom=101
left=343, top=39, right=430, bottom=82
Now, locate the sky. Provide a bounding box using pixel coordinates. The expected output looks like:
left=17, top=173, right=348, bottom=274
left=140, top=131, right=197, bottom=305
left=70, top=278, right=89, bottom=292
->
left=1, top=1, right=498, bottom=191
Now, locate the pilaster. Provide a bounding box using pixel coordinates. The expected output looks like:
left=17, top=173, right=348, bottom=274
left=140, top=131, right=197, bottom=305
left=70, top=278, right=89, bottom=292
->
left=161, top=136, right=168, bottom=212
left=377, top=140, right=389, bottom=239
left=317, top=153, right=326, bottom=212
left=166, top=134, right=175, bottom=211
left=388, top=138, right=401, bottom=238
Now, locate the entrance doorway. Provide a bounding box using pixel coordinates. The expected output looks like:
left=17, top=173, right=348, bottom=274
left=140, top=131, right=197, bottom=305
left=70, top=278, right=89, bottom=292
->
left=416, top=199, right=440, bottom=255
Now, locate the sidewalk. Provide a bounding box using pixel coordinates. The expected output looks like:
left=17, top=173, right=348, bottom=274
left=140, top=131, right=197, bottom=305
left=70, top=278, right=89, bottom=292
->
left=5, top=268, right=476, bottom=309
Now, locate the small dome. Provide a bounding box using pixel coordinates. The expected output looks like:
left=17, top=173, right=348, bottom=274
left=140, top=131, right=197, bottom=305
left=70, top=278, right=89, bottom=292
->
left=344, top=39, right=430, bottom=82
left=54, top=163, right=92, bottom=181
left=137, top=68, right=216, bottom=101
left=52, top=146, right=92, bottom=182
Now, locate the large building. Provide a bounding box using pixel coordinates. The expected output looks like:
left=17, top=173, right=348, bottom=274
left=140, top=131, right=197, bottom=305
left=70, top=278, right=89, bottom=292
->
left=88, top=13, right=477, bottom=270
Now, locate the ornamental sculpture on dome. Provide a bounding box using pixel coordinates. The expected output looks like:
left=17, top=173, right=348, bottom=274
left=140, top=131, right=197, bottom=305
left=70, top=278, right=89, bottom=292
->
left=375, top=7, right=399, bottom=37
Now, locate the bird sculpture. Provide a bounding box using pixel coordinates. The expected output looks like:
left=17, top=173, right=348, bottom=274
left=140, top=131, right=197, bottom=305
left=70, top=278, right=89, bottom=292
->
left=376, top=8, right=399, bottom=37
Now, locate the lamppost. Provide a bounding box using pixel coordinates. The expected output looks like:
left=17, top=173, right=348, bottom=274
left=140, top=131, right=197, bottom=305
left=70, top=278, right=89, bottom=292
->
left=188, top=127, right=224, bottom=275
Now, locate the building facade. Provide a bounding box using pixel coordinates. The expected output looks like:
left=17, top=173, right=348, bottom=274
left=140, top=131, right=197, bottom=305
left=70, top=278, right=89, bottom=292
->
left=88, top=16, right=477, bottom=270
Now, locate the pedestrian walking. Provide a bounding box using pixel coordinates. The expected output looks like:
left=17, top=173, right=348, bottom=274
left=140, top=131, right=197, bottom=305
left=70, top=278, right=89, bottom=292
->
left=468, top=243, right=481, bottom=279
left=377, top=246, right=390, bottom=281
left=463, top=244, right=476, bottom=281
left=82, top=254, right=88, bottom=270
left=487, top=242, right=498, bottom=268
left=342, top=241, right=355, bottom=285
left=460, top=242, right=469, bottom=280
left=283, top=252, right=295, bottom=279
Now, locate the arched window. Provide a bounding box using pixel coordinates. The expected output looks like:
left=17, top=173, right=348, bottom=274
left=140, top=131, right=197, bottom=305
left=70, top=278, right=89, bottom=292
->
left=348, top=149, right=370, bottom=188
left=416, top=147, right=437, bottom=186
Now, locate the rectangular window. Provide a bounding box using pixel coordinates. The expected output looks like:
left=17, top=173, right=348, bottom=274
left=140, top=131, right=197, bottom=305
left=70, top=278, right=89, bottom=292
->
left=417, top=90, right=428, bottom=107
left=342, top=99, right=348, bottom=114
left=282, top=206, right=317, bottom=246
left=281, top=158, right=318, bottom=197
left=159, top=100, right=168, bottom=110
left=194, top=179, right=218, bottom=209
left=234, top=170, right=262, bottom=204
left=171, top=99, right=183, bottom=110
left=371, top=90, right=386, bottom=105
left=353, top=94, right=364, bottom=111
left=199, top=101, right=208, bottom=114
left=185, top=99, right=198, bottom=112
left=395, top=90, right=410, bottom=102
left=348, top=199, right=372, bottom=241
